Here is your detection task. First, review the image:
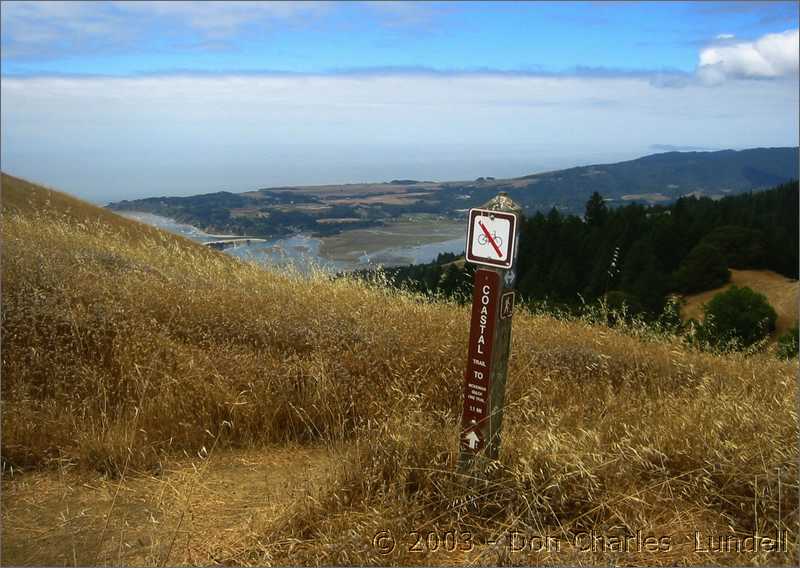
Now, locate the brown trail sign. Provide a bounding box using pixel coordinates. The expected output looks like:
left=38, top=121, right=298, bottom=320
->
left=459, top=192, right=521, bottom=473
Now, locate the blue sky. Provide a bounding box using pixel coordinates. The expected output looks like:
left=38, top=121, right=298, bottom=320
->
left=1, top=1, right=798, bottom=202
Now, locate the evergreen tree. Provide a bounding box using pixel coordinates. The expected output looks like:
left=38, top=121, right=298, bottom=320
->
left=584, top=192, right=608, bottom=227
left=673, top=243, right=730, bottom=293
left=701, top=226, right=765, bottom=269
left=620, top=239, right=668, bottom=313
left=440, top=265, right=462, bottom=298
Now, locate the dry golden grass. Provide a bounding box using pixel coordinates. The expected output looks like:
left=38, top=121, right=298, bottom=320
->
left=681, top=269, right=799, bottom=337
left=1, top=445, right=333, bottom=565
left=2, top=172, right=798, bottom=565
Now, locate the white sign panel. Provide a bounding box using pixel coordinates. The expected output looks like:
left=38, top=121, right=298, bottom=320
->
left=465, top=208, right=517, bottom=269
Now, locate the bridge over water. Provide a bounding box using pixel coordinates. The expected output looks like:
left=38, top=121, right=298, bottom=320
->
left=203, top=238, right=267, bottom=250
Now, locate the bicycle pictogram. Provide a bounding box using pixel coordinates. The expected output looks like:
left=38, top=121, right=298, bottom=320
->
left=477, top=231, right=503, bottom=247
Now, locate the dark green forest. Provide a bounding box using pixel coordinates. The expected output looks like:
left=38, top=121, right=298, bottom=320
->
left=382, top=180, right=799, bottom=318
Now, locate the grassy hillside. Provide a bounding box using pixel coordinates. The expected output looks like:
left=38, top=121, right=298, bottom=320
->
left=2, top=172, right=797, bottom=565
left=682, top=269, right=799, bottom=337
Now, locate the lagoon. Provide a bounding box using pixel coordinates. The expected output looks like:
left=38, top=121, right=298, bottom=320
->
left=118, top=211, right=465, bottom=272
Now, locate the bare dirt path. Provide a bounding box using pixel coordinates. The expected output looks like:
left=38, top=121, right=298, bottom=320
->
left=1, top=446, right=334, bottom=566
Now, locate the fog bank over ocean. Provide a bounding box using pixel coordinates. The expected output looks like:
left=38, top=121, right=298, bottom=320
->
left=3, top=72, right=796, bottom=203
left=5, top=144, right=645, bottom=205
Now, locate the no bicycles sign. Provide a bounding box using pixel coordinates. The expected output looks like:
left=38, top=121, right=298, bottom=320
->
left=465, top=208, right=517, bottom=269
left=459, top=193, right=521, bottom=472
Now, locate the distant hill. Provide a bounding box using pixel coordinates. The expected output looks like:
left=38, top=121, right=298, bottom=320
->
left=105, top=146, right=798, bottom=237
left=506, top=147, right=799, bottom=210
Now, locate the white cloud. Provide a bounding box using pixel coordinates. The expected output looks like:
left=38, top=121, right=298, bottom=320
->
left=0, top=1, right=330, bottom=58
left=699, top=29, right=799, bottom=83
left=0, top=1, right=133, bottom=58
left=715, top=33, right=735, bottom=40
left=115, top=1, right=328, bottom=38
left=361, top=1, right=449, bottom=28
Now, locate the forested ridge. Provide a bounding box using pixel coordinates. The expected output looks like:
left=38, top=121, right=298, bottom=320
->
left=384, top=180, right=799, bottom=317
left=106, top=147, right=799, bottom=237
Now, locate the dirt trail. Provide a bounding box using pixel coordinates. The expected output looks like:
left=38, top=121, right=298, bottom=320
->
left=1, top=446, right=334, bottom=566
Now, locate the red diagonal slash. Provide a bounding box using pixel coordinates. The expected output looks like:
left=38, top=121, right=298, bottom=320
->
left=478, top=219, right=503, bottom=258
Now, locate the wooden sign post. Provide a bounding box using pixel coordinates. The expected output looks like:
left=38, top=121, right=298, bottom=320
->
left=459, top=192, right=522, bottom=472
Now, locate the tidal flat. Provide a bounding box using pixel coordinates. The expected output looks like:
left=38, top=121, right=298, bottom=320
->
left=319, top=216, right=466, bottom=263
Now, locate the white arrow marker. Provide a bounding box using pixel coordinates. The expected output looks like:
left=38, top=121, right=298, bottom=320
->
left=464, top=430, right=480, bottom=450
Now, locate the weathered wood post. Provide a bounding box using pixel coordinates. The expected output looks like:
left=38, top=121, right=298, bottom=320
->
left=458, top=192, right=522, bottom=473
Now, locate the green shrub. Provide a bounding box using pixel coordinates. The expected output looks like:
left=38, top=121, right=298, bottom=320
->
left=658, top=294, right=684, bottom=333
left=701, top=285, right=777, bottom=348
left=701, top=225, right=766, bottom=269
left=777, top=324, right=799, bottom=359
left=604, top=290, right=643, bottom=314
